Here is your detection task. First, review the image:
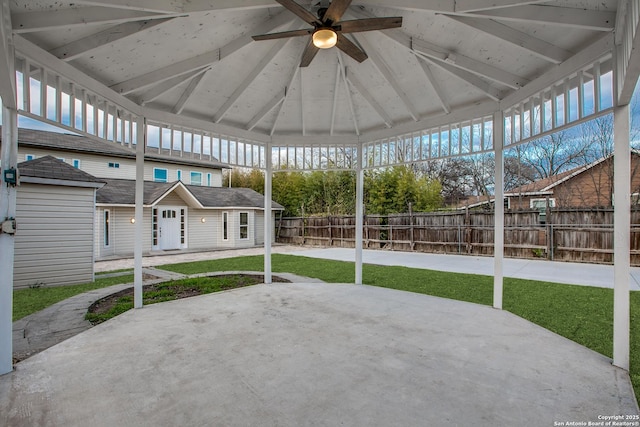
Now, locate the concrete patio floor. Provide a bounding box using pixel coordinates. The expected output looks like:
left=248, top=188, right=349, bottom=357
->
left=1, top=282, right=638, bottom=426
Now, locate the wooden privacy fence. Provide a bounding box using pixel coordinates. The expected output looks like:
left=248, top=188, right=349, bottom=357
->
left=276, top=208, right=640, bottom=266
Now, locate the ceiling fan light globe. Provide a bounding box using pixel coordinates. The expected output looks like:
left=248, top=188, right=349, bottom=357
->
left=313, top=28, right=338, bottom=49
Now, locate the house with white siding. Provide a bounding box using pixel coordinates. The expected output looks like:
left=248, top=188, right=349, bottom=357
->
left=3, top=128, right=282, bottom=286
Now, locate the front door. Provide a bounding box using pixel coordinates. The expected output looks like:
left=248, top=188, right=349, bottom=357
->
left=158, top=208, right=181, bottom=250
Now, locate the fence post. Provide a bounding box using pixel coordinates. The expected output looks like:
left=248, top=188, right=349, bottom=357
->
left=389, top=220, right=393, bottom=250
left=409, top=203, right=415, bottom=251
left=301, top=205, right=306, bottom=245
left=328, top=215, right=332, bottom=247
left=546, top=197, right=552, bottom=260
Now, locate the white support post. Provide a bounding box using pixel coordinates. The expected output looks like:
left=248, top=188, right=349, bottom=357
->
left=613, top=104, right=631, bottom=371
left=0, top=106, right=18, bottom=375
left=264, top=148, right=272, bottom=284
left=0, top=0, right=17, bottom=374
left=355, top=165, right=364, bottom=285
left=133, top=117, right=145, bottom=309
left=493, top=111, right=505, bottom=310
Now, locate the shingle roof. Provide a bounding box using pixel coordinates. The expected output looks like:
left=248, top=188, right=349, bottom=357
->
left=97, top=179, right=283, bottom=209
left=19, top=155, right=105, bottom=185
left=4, top=127, right=228, bottom=170
left=186, top=185, right=284, bottom=209
left=96, top=179, right=175, bottom=205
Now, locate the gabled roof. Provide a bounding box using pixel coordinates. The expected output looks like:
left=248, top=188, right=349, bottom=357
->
left=96, top=179, right=283, bottom=210
left=19, top=155, right=105, bottom=188
left=5, top=127, right=229, bottom=170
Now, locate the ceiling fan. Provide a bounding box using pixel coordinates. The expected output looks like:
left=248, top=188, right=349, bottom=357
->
left=252, top=0, right=402, bottom=67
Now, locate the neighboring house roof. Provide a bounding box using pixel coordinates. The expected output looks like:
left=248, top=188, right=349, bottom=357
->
left=96, top=179, right=284, bottom=210
left=19, top=155, right=105, bottom=188
left=4, top=127, right=229, bottom=170
left=455, top=150, right=640, bottom=209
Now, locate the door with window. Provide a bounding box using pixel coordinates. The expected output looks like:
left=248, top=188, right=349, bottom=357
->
left=158, top=207, right=181, bottom=250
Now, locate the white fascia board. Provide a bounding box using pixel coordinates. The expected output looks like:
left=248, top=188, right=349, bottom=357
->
left=504, top=191, right=553, bottom=197
left=150, top=181, right=204, bottom=208
left=96, top=203, right=152, bottom=208
left=20, top=176, right=105, bottom=188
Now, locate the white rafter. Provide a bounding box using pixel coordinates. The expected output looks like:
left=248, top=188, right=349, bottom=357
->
left=73, top=0, right=276, bottom=13
left=246, top=90, right=285, bottom=131
left=330, top=61, right=341, bottom=136
left=415, top=56, right=450, bottom=114
left=173, top=70, right=208, bottom=114
left=110, top=11, right=292, bottom=95
left=468, top=5, right=616, bottom=31
left=214, top=37, right=291, bottom=123
left=135, top=67, right=209, bottom=105
left=11, top=7, right=178, bottom=33
left=346, top=68, right=394, bottom=128
left=420, top=54, right=504, bottom=101
left=337, top=52, right=360, bottom=136
left=453, top=0, right=549, bottom=13
left=444, top=15, right=572, bottom=64
left=349, top=7, right=529, bottom=89
left=300, top=67, right=306, bottom=136
left=49, top=18, right=174, bottom=61
left=355, top=34, right=421, bottom=122
left=270, top=66, right=300, bottom=136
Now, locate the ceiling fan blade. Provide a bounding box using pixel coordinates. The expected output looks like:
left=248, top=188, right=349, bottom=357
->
left=323, top=0, right=352, bottom=24
left=336, top=34, right=367, bottom=63
left=300, top=39, right=320, bottom=67
left=275, top=0, right=322, bottom=26
left=338, top=17, right=403, bottom=33
left=252, top=28, right=313, bottom=41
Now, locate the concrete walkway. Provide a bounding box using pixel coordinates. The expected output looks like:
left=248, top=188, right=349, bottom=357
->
left=287, top=247, right=640, bottom=290
left=2, top=282, right=638, bottom=426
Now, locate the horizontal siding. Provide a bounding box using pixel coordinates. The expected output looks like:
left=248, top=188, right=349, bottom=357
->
left=156, top=193, right=186, bottom=206
left=188, top=210, right=220, bottom=250
left=14, top=184, right=95, bottom=288
left=19, top=148, right=223, bottom=187
left=95, top=207, right=153, bottom=259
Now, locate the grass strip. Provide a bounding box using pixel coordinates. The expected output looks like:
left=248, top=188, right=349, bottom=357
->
left=12, top=274, right=134, bottom=321
left=84, top=275, right=263, bottom=324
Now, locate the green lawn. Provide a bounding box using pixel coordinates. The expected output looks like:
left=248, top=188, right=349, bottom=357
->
left=13, top=274, right=134, bottom=321
left=159, top=253, right=640, bottom=403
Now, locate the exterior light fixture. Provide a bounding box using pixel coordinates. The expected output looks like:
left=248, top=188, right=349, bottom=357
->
left=130, top=218, right=136, bottom=224
left=312, top=28, right=337, bottom=49
left=201, top=217, right=206, bottom=223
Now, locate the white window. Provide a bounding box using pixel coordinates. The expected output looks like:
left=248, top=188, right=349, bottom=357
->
left=180, top=208, right=186, bottom=245
left=239, top=212, right=249, bottom=239
left=25, top=154, right=35, bottom=161
left=108, top=162, right=120, bottom=169
left=190, top=171, right=202, bottom=186
left=152, top=208, right=158, bottom=247
left=57, top=157, right=65, bottom=162
left=73, top=159, right=81, bottom=168
left=177, top=170, right=182, bottom=181
left=207, top=173, right=212, bottom=186
left=103, top=210, right=111, bottom=247
left=222, top=212, right=228, bottom=241
left=530, top=198, right=555, bottom=210
left=154, top=168, right=168, bottom=182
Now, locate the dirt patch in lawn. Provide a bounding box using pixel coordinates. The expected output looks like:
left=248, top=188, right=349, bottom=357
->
left=86, top=274, right=290, bottom=325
